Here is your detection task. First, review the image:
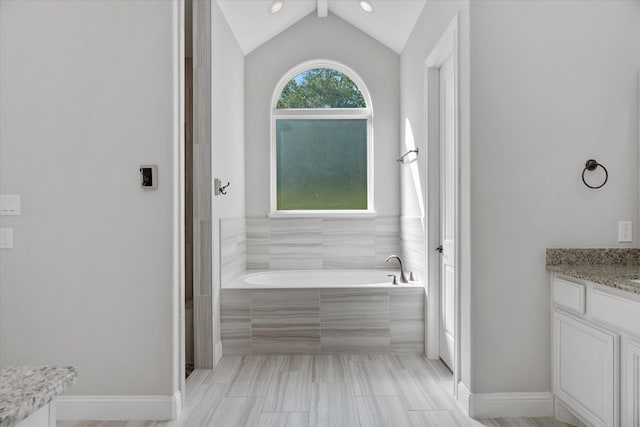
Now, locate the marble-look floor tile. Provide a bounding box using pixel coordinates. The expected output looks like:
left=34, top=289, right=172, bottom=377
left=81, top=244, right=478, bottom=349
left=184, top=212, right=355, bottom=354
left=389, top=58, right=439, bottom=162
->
left=408, top=410, right=477, bottom=427
left=59, top=355, right=568, bottom=427
left=276, top=355, right=315, bottom=372
left=178, top=383, right=227, bottom=426
left=262, top=370, right=312, bottom=412
left=203, top=356, right=243, bottom=384
left=389, top=354, right=431, bottom=371
left=226, top=358, right=277, bottom=397
left=256, top=412, right=309, bottom=427
left=392, top=369, right=453, bottom=410
left=356, top=395, right=412, bottom=427
left=309, top=382, right=359, bottom=427
left=207, top=396, right=263, bottom=426
left=350, top=360, right=399, bottom=396
left=311, top=355, right=351, bottom=383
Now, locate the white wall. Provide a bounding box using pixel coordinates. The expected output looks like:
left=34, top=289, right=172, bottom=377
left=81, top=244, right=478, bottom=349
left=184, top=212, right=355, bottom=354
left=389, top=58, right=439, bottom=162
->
left=400, top=0, right=472, bottom=388
left=211, top=0, right=245, bottom=360
left=244, top=13, right=400, bottom=217
left=469, top=0, right=640, bottom=394
left=0, top=0, right=180, bottom=397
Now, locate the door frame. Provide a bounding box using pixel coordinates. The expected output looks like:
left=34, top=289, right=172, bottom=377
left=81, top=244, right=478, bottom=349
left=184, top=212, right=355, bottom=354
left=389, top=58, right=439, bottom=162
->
left=424, top=14, right=460, bottom=396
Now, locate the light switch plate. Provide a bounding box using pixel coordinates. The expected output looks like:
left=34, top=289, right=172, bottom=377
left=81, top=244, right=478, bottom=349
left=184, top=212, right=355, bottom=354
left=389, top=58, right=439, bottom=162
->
left=618, top=221, right=632, bottom=243
left=0, top=195, right=20, bottom=215
left=0, top=228, right=13, bottom=249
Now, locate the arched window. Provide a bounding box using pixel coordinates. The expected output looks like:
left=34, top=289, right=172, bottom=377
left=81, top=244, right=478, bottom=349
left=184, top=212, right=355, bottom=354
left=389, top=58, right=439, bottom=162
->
left=271, top=60, right=373, bottom=215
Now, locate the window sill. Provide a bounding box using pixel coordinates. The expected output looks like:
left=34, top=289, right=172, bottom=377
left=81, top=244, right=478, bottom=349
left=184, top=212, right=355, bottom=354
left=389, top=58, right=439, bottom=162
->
left=268, top=210, right=377, bottom=219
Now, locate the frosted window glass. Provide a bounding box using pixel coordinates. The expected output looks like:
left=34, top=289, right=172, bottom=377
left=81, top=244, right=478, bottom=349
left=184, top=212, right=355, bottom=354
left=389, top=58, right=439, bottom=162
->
left=276, top=119, right=367, bottom=210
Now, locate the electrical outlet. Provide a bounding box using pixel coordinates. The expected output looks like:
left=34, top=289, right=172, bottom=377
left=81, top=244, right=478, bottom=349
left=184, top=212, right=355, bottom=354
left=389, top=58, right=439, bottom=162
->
left=0, top=228, right=13, bottom=249
left=618, top=221, right=632, bottom=243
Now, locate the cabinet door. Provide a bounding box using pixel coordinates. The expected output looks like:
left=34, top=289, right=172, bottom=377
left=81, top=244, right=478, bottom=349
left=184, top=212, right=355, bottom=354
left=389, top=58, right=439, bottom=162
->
left=624, top=339, right=640, bottom=427
left=554, top=312, right=619, bottom=427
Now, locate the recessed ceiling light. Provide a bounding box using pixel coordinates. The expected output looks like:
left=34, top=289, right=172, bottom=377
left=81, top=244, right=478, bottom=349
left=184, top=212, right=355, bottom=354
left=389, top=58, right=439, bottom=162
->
left=270, top=0, right=284, bottom=14
left=359, top=0, right=373, bottom=13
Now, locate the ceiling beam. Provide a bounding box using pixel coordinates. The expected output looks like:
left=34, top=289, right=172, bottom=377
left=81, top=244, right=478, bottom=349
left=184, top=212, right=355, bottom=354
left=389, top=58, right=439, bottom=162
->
left=317, top=0, right=328, bottom=18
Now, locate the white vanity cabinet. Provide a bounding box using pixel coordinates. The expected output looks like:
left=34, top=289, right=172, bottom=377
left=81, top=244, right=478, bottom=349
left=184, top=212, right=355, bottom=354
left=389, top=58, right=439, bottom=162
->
left=552, top=274, right=640, bottom=427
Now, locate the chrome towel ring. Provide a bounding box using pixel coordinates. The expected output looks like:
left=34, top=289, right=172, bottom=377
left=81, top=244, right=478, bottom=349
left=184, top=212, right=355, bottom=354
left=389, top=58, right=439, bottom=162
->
left=581, top=159, right=608, bottom=189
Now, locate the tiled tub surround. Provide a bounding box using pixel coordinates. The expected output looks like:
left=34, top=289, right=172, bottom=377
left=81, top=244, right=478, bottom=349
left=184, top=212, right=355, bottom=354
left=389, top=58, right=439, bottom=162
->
left=400, top=216, right=426, bottom=281
left=546, top=248, right=640, bottom=294
left=241, top=217, right=402, bottom=272
left=0, top=365, right=77, bottom=427
left=221, top=287, right=425, bottom=356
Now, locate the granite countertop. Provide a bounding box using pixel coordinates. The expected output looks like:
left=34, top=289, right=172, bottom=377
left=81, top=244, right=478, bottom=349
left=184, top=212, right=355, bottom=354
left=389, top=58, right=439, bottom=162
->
left=0, top=366, right=77, bottom=427
left=546, top=248, right=640, bottom=294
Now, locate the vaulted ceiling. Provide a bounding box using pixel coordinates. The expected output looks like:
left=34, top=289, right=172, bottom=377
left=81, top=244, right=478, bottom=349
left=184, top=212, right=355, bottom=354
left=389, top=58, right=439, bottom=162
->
left=217, top=0, right=427, bottom=55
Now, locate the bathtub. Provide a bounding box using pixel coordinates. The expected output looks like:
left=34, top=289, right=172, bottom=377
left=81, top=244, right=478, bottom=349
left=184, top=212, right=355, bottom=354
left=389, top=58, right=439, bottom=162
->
left=221, top=269, right=425, bottom=355
left=224, top=269, right=422, bottom=289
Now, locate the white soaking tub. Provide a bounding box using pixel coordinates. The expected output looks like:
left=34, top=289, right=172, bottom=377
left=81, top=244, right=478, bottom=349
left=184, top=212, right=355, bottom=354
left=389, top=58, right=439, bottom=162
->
left=224, top=269, right=422, bottom=289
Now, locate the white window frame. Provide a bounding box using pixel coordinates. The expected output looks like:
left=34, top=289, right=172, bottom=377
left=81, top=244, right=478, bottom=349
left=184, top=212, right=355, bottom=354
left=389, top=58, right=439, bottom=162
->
left=270, top=60, right=374, bottom=217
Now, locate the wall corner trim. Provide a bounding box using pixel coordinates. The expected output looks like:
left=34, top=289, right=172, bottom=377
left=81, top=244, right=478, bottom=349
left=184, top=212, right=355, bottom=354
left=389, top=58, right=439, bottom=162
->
left=56, top=391, right=182, bottom=421
left=463, top=388, right=554, bottom=418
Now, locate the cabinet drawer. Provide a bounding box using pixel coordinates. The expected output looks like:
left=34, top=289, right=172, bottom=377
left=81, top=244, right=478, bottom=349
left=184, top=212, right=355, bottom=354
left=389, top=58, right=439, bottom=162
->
left=554, top=278, right=586, bottom=314
left=591, top=290, right=640, bottom=337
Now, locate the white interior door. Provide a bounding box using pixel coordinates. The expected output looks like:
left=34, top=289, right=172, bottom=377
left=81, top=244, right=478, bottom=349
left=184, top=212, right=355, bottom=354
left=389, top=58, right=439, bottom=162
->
left=438, top=52, right=456, bottom=371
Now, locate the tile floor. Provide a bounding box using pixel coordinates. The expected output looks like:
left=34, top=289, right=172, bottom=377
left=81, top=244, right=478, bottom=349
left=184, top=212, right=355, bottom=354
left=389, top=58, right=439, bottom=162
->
left=58, top=355, right=571, bottom=427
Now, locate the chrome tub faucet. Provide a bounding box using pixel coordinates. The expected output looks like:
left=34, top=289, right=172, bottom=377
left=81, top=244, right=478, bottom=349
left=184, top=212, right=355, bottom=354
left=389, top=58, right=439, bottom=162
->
left=385, top=255, right=409, bottom=283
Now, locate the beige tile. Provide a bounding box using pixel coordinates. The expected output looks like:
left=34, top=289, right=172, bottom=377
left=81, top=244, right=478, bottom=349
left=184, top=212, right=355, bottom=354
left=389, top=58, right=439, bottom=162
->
left=262, top=370, right=312, bottom=412
left=356, top=395, right=412, bottom=427
left=309, top=382, right=359, bottom=427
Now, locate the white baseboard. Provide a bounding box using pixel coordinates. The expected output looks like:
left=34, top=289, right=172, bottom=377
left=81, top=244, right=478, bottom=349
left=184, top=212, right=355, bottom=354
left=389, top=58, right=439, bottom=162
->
left=56, top=391, right=181, bottom=421
left=456, top=381, right=472, bottom=415
left=469, top=391, right=553, bottom=418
